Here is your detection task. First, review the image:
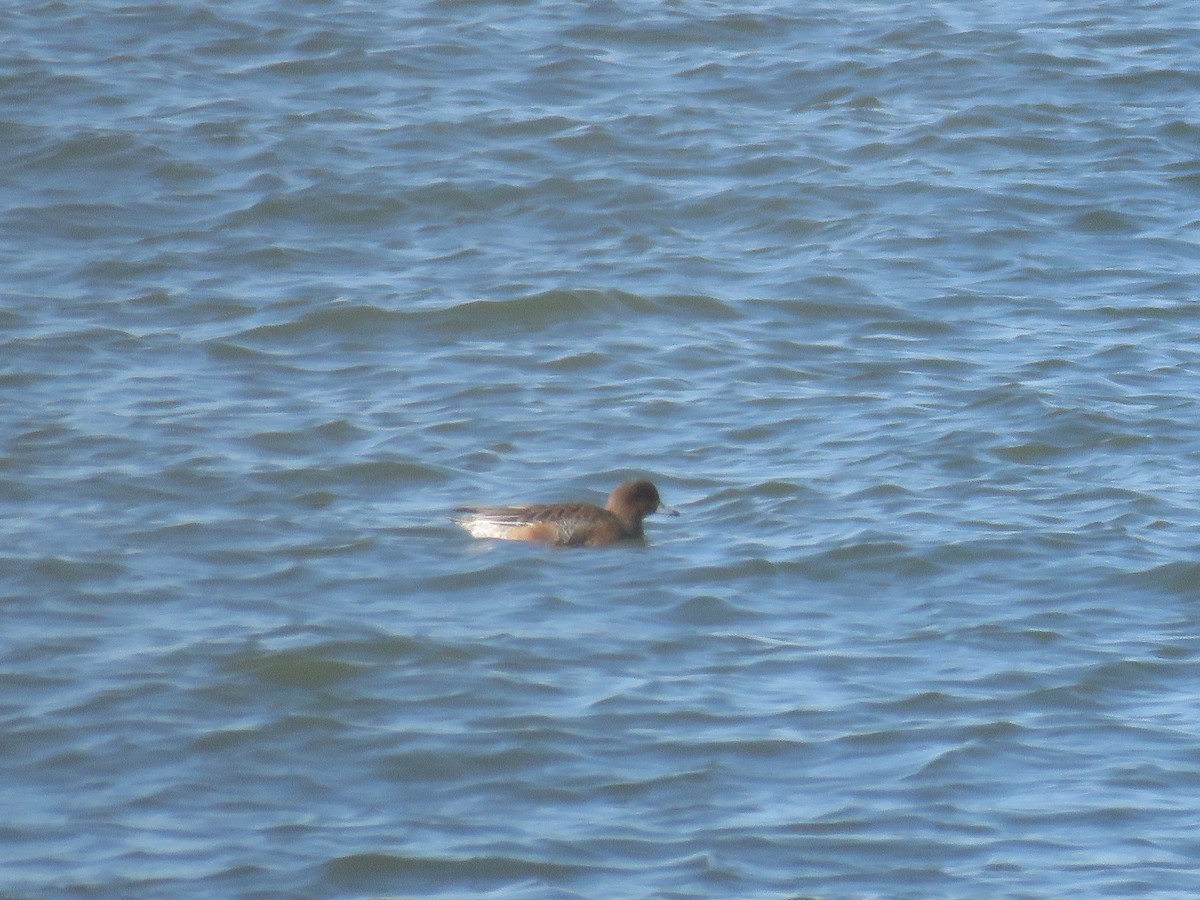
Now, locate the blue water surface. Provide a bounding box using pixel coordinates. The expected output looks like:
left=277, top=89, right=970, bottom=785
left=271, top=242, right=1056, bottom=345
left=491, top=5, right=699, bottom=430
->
left=3, top=1, right=1200, bottom=896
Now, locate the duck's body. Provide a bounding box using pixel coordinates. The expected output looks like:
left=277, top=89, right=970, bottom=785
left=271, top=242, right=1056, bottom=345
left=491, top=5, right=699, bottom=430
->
left=453, top=479, right=676, bottom=547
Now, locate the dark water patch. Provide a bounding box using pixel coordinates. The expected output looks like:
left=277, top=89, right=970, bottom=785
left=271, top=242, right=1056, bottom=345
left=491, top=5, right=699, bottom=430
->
left=755, top=291, right=912, bottom=327
left=318, top=851, right=606, bottom=896
left=1012, top=681, right=1107, bottom=714
left=1076, top=656, right=1194, bottom=697
left=379, top=741, right=573, bottom=783
left=803, top=536, right=943, bottom=580
left=989, top=440, right=1071, bottom=465
left=221, top=244, right=320, bottom=270
left=230, top=303, right=407, bottom=345
left=295, top=490, right=337, bottom=509
left=245, top=418, right=370, bottom=457
left=1099, top=67, right=1200, bottom=96
left=440, top=291, right=629, bottom=334
left=224, top=188, right=410, bottom=230
left=663, top=595, right=757, bottom=626
left=79, top=249, right=196, bottom=283
left=1095, top=300, right=1200, bottom=322
left=30, top=555, right=126, bottom=585
left=6, top=202, right=153, bottom=244
left=1070, top=208, right=1141, bottom=234
left=204, top=340, right=288, bottom=363
left=226, top=648, right=368, bottom=690
left=420, top=560, right=535, bottom=591
left=436, top=289, right=740, bottom=336
left=398, top=178, right=535, bottom=215
left=16, top=129, right=162, bottom=176
left=959, top=623, right=1064, bottom=650
left=542, top=349, right=608, bottom=372
left=254, top=459, right=448, bottom=490
left=1168, top=171, right=1200, bottom=192
left=225, top=290, right=739, bottom=351
left=841, top=482, right=916, bottom=505
left=859, top=316, right=957, bottom=340
left=655, top=556, right=784, bottom=588
left=1119, top=561, right=1200, bottom=597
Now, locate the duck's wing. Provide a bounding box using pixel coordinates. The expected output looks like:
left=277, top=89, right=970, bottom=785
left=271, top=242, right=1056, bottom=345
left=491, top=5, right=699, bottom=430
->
left=452, top=501, right=606, bottom=544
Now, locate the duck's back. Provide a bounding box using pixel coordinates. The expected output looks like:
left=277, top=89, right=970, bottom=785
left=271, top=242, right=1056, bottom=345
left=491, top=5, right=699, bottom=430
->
left=454, top=500, right=630, bottom=546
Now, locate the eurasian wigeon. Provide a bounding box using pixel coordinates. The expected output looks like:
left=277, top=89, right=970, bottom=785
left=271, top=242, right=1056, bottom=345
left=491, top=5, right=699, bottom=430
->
left=453, top=479, right=678, bottom=547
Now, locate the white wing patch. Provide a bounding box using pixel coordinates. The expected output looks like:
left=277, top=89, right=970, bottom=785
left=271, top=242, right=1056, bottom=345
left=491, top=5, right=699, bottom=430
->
left=453, top=506, right=540, bottom=540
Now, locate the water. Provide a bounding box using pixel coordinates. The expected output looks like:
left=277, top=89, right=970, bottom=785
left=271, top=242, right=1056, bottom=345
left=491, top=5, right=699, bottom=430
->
left=3, top=1, right=1200, bottom=896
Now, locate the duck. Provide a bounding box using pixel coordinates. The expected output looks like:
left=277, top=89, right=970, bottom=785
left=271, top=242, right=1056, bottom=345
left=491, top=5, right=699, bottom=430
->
left=453, top=479, right=677, bottom=547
